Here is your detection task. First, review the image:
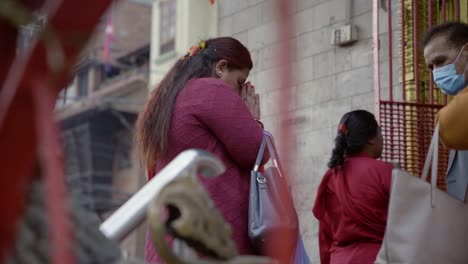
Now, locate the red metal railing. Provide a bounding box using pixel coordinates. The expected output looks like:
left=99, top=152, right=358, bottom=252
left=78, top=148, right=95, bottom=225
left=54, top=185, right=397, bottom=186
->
left=0, top=1, right=113, bottom=262
left=373, top=0, right=464, bottom=188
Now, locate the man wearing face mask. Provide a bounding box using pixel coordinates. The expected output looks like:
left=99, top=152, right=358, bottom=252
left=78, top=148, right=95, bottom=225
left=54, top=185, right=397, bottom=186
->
left=423, top=21, right=468, bottom=201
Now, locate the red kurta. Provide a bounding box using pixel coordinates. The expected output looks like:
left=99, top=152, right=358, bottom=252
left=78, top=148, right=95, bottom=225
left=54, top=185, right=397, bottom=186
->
left=312, top=153, right=393, bottom=264
left=145, top=78, right=264, bottom=263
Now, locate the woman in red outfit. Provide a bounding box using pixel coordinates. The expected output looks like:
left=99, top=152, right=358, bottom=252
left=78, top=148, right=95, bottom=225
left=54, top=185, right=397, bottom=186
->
left=312, top=110, right=393, bottom=264
left=135, top=37, right=265, bottom=263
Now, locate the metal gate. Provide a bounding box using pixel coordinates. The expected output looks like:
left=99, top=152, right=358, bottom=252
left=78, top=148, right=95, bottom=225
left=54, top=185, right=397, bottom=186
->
left=373, top=0, right=467, bottom=188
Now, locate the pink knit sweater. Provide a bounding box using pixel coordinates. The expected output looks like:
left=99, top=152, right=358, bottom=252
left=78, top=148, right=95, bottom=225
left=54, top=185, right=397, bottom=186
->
left=145, top=78, right=264, bottom=263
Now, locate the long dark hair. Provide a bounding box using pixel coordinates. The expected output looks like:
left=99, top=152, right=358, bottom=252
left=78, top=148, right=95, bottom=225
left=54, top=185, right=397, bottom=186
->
left=135, top=37, right=253, bottom=169
left=328, top=110, right=379, bottom=168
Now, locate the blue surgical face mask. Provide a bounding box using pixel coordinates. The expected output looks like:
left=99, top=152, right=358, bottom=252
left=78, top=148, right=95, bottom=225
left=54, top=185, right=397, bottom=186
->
left=432, top=46, right=468, bottom=96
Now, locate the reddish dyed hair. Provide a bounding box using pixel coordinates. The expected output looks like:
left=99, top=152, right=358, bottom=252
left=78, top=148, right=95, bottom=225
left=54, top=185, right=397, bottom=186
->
left=135, top=37, right=253, bottom=170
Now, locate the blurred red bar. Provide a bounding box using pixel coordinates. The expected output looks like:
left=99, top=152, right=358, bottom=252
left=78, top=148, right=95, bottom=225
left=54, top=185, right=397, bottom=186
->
left=442, top=0, right=448, bottom=104
left=442, top=0, right=447, bottom=21
left=401, top=0, right=406, bottom=101
left=0, top=0, right=113, bottom=263
left=373, top=0, right=381, bottom=121
left=413, top=0, right=420, bottom=102
left=34, top=78, right=74, bottom=264
left=429, top=0, right=434, bottom=104
left=388, top=0, right=393, bottom=101
left=387, top=0, right=395, bottom=161
left=274, top=0, right=296, bottom=262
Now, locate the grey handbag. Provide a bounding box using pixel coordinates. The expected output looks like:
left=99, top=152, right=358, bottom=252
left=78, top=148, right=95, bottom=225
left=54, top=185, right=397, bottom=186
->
left=375, top=124, right=468, bottom=264
left=248, top=132, right=299, bottom=255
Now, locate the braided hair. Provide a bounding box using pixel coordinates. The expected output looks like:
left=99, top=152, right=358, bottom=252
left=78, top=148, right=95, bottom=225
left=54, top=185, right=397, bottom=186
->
left=328, top=110, right=379, bottom=169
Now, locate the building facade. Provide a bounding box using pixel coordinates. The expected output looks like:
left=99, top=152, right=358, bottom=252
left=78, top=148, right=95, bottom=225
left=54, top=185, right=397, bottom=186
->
left=149, top=0, right=218, bottom=88
left=55, top=0, right=152, bottom=259
left=149, top=0, right=467, bottom=262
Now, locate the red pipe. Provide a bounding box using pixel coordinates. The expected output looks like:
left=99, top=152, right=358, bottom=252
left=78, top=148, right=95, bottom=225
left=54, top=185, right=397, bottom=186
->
left=429, top=0, right=434, bottom=104
left=442, top=0, right=448, bottom=104
left=0, top=0, right=65, bottom=128
left=276, top=0, right=294, bottom=173
left=453, top=0, right=461, bottom=103
left=400, top=0, right=408, bottom=176
left=388, top=0, right=393, bottom=101
left=401, top=0, right=406, bottom=101
left=373, top=0, right=381, bottom=122
left=442, top=0, right=447, bottom=22
left=413, top=0, right=420, bottom=103
left=34, top=79, right=74, bottom=264
left=274, top=0, right=296, bottom=262
left=386, top=0, right=394, bottom=161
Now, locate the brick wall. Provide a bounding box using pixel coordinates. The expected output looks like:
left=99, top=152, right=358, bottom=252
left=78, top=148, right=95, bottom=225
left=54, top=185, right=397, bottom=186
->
left=218, top=0, right=375, bottom=261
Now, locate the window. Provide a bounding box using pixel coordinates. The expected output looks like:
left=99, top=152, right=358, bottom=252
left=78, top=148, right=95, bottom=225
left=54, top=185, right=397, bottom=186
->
left=58, top=82, right=75, bottom=107
left=159, top=0, right=176, bottom=54
left=116, top=131, right=132, bottom=170
left=77, top=68, right=89, bottom=97
left=149, top=0, right=217, bottom=88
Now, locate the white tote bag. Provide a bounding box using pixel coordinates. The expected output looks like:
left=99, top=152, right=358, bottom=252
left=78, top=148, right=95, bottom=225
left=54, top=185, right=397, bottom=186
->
left=375, top=124, right=468, bottom=264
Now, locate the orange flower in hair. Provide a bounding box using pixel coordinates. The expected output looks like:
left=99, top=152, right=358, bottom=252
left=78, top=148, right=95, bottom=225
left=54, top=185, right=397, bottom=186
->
left=181, top=41, right=206, bottom=60
left=188, top=45, right=202, bottom=57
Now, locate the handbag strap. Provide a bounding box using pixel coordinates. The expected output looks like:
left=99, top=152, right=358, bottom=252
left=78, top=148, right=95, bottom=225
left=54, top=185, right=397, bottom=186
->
left=264, top=134, right=284, bottom=177
left=421, top=123, right=440, bottom=207
left=253, top=135, right=267, bottom=172
left=253, top=131, right=283, bottom=174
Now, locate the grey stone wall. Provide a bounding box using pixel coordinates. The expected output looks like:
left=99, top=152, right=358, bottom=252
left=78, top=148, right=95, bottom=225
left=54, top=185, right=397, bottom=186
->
left=218, top=0, right=378, bottom=261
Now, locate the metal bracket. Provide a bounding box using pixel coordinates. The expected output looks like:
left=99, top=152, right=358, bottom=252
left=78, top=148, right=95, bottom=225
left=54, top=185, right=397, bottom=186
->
left=381, top=0, right=388, bottom=12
